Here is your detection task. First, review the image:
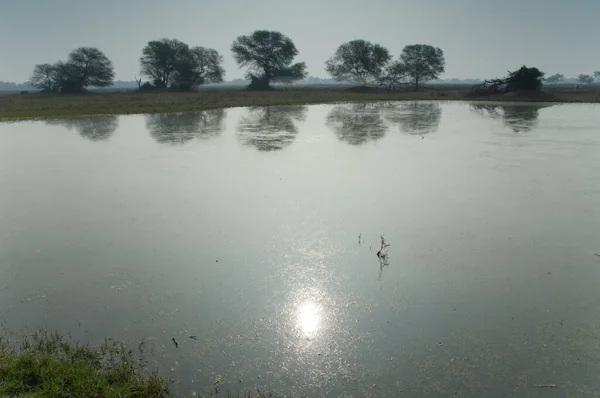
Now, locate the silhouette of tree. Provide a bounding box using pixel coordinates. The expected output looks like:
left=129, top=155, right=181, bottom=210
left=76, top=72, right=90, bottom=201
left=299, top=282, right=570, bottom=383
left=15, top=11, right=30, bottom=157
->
left=377, top=60, right=409, bottom=90
left=399, top=44, right=445, bottom=90
left=45, top=115, right=119, bottom=141
left=474, top=66, right=544, bottom=94
left=383, top=102, right=442, bottom=135
left=145, top=109, right=226, bottom=144
left=170, top=46, right=225, bottom=90
left=66, top=47, right=114, bottom=90
left=470, top=103, right=553, bottom=132
left=231, top=31, right=307, bottom=89
left=578, top=74, right=594, bottom=85
left=28, top=64, right=60, bottom=92
left=237, top=106, right=307, bottom=151
left=29, top=47, right=114, bottom=93
left=326, top=103, right=388, bottom=145
left=140, top=39, right=189, bottom=88
left=544, top=73, right=564, bottom=84
left=325, top=40, right=391, bottom=86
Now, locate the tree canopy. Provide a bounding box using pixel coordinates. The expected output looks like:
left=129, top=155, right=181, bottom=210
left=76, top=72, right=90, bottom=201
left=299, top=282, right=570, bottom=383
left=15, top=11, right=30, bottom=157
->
left=28, top=47, right=114, bottom=93
left=506, top=66, right=544, bottom=91
left=140, top=39, right=188, bottom=88
left=578, top=74, right=594, bottom=84
left=139, top=39, right=224, bottom=90
left=231, top=30, right=307, bottom=89
left=325, top=40, right=391, bottom=85
left=399, top=44, right=445, bottom=90
left=544, top=73, right=564, bottom=84
left=324, top=41, right=445, bottom=90
left=377, top=61, right=408, bottom=91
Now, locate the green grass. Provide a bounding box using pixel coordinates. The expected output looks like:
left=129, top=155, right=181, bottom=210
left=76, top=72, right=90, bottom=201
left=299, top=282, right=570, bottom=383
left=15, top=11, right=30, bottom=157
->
left=0, top=330, right=171, bottom=397
left=1, top=84, right=599, bottom=120
left=0, top=330, right=275, bottom=397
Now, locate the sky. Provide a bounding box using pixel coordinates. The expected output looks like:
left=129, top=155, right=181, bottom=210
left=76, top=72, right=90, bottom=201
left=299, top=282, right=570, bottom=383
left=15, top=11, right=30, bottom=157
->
left=1, top=0, right=599, bottom=83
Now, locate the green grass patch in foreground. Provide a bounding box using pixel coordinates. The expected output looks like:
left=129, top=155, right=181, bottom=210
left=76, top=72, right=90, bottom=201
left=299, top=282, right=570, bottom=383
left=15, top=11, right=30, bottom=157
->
left=0, top=330, right=171, bottom=397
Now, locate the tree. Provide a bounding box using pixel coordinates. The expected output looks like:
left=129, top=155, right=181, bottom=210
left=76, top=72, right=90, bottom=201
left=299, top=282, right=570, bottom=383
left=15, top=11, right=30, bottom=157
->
left=231, top=30, right=307, bottom=90
left=506, top=66, right=544, bottom=91
left=28, top=47, right=114, bottom=93
left=578, top=74, right=594, bottom=84
left=473, top=66, right=544, bottom=94
left=377, top=60, right=408, bottom=90
left=399, top=44, right=445, bottom=90
left=140, top=38, right=189, bottom=88
left=170, top=46, right=225, bottom=90
left=544, top=73, right=564, bottom=84
left=65, top=47, right=114, bottom=90
left=325, top=40, right=391, bottom=85
left=28, top=63, right=60, bottom=92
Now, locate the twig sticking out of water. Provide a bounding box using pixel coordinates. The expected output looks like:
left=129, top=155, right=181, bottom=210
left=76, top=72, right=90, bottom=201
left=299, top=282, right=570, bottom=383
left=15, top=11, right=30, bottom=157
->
left=376, top=235, right=390, bottom=259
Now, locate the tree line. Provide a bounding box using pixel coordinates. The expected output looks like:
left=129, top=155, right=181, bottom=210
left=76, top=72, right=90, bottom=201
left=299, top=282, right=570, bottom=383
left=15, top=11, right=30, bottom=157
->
left=544, top=71, right=600, bottom=85
left=28, top=30, right=445, bottom=93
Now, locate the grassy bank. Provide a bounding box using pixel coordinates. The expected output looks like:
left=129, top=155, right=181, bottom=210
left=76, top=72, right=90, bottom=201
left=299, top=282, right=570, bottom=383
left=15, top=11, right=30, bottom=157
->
left=0, top=330, right=171, bottom=397
left=1, top=84, right=599, bottom=119
left=0, top=330, right=274, bottom=397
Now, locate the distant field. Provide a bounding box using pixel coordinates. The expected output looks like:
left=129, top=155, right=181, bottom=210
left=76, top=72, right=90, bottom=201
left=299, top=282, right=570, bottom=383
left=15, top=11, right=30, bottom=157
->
left=1, top=84, right=599, bottom=119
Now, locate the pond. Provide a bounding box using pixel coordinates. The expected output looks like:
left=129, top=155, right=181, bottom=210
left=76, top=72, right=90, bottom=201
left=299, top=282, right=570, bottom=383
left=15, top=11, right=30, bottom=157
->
left=1, top=101, right=600, bottom=397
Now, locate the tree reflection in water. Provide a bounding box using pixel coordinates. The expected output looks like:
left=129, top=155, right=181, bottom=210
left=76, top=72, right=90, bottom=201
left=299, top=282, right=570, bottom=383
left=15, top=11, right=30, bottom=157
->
left=326, top=102, right=388, bottom=145
left=146, top=109, right=226, bottom=144
left=46, top=115, right=119, bottom=141
left=237, top=105, right=307, bottom=151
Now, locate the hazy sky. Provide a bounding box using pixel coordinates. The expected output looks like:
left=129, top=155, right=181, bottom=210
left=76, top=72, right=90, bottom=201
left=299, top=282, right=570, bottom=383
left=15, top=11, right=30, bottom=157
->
left=1, top=0, right=599, bottom=82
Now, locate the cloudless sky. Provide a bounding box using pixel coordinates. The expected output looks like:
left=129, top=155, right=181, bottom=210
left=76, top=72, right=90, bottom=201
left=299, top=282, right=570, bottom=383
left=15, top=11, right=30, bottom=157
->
left=1, top=0, right=599, bottom=82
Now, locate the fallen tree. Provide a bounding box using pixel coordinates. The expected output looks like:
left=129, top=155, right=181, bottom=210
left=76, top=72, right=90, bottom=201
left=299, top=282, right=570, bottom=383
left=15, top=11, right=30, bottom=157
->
left=472, top=66, right=544, bottom=95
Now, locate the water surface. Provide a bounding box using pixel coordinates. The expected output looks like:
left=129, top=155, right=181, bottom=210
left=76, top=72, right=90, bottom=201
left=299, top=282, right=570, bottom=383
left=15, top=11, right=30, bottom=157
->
left=1, top=101, right=600, bottom=397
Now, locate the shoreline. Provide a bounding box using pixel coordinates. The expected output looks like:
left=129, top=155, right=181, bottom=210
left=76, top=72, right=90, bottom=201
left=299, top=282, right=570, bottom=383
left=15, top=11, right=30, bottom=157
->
left=1, top=85, right=598, bottom=120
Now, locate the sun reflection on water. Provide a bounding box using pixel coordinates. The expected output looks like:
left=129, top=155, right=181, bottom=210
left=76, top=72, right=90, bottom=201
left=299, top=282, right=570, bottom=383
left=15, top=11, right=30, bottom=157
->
left=296, top=300, right=322, bottom=337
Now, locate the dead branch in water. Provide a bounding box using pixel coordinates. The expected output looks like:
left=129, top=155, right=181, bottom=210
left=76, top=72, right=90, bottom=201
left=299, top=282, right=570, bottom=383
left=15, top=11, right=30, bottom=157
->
left=376, top=235, right=390, bottom=259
